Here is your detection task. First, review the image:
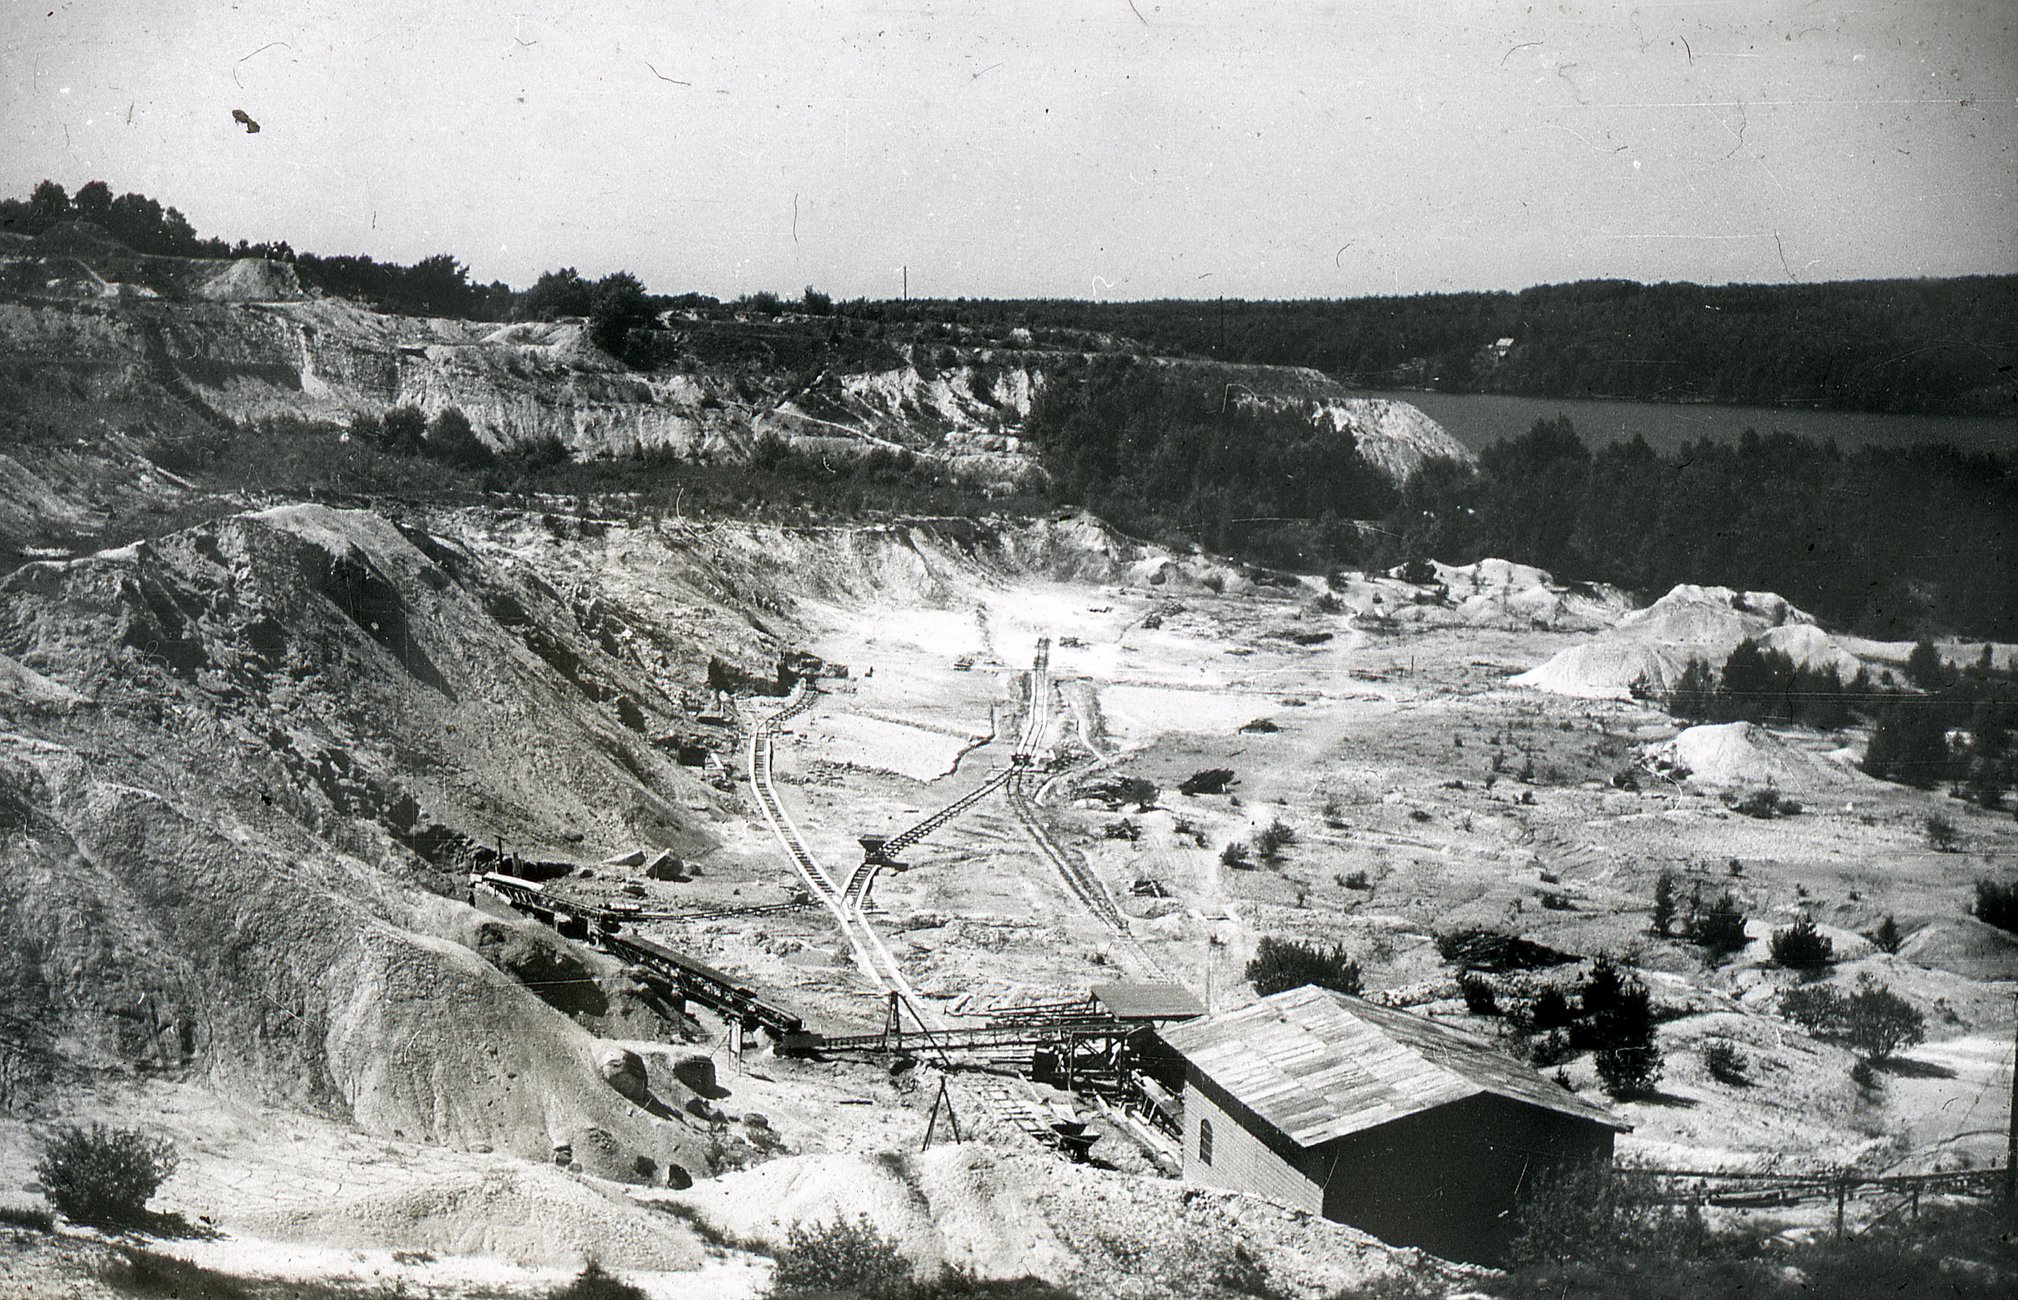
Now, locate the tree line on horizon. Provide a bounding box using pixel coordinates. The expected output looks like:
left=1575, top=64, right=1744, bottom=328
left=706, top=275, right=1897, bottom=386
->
left=876, top=277, right=2018, bottom=416
left=5, top=180, right=2013, bottom=416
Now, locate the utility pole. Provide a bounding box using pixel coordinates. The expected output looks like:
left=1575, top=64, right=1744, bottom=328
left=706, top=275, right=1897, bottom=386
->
left=2006, top=991, right=2017, bottom=1203
left=902, top=265, right=908, bottom=301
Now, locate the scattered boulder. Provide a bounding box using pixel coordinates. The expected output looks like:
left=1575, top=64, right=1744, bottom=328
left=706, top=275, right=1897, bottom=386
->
left=598, top=1047, right=651, bottom=1105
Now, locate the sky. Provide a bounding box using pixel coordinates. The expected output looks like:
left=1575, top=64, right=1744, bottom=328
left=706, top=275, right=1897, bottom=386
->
left=2, top=1, right=2012, bottom=301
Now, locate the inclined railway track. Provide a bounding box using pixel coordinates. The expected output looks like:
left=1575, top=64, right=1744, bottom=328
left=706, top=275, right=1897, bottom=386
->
left=746, top=684, right=927, bottom=1013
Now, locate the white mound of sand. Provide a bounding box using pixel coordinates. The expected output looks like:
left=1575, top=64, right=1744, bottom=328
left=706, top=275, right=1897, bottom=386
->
left=659, top=1144, right=1442, bottom=1297
left=197, top=257, right=305, bottom=301
left=1643, top=722, right=1845, bottom=790
left=1426, top=558, right=1634, bottom=631
left=240, top=1162, right=707, bottom=1272
left=1900, top=917, right=2018, bottom=982
left=1515, top=583, right=1861, bottom=698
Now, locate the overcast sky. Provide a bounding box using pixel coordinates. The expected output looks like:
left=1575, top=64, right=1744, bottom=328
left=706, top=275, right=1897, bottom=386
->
left=2, top=1, right=2011, bottom=300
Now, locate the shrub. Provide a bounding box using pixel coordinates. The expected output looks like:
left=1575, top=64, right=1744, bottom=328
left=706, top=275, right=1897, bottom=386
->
left=1972, top=879, right=2018, bottom=934
left=1768, top=918, right=1836, bottom=971
left=1530, top=987, right=1574, bottom=1032
left=1863, top=701, right=1951, bottom=786
left=588, top=271, right=654, bottom=362
left=770, top=1214, right=914, bottom=1299
left=1179, top=767, right=1236, bottom=796
left=0, top=1202, right=55, bottom=1232
left=1458, top=971, right=1500, bottom=1015
left=1245, top=936, right=1361, bottom=998
left=1252, top=819, right=1297, bottom=863
left=1528, top=1030, right=1575, bottom=1067
left=1685, top=890, right=1748, bottom=958
left=1870, top=914, right=1904, bottom=954
left=1842, top=978, right=1925, bottom=1064
left=424, top=405, right=492, bottom=467
left=379, top=403, right=426, bottom=454
left=33, top=1123, right=179, bottom=1227
left=1925, top=813, right=1959, bottom=851
left=1731, top=787, right=1800, bottom=819
left=1575, top=957, right=1662, bottom=1098
left=1594, top=1044, right=1663, bottom=1099
left=1219, top=841, right=1252, bottom=870
left=1906, top=637, right=1949, bottom=689
left=555, top=1261, right=649, bottom=1300
left=1505, top=1162, right=1705, bottom=1271
left=1776, top=978, right=1926, bottom=1065
left=1649, top=869, right=1677, bottom=936
left=1777, top=983, right=1845, bottom=1033
left=1702, top=1040, right=1750, bottom=1086
left=1435, top=928, right=1576, bottom=973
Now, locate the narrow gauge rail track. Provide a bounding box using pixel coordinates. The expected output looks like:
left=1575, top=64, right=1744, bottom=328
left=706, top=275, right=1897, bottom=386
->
left=1002, top=637, right=1130, bottom=932
left=745, top=684, right=928, bottom=1014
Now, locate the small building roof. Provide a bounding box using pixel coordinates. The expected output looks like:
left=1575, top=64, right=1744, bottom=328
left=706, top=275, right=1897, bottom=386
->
left=1159, top=985, right=1630, bottom=1146
left=1091, top=982, right=1207, bottom=1022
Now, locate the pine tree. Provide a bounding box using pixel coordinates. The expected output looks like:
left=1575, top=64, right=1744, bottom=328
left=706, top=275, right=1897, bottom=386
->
left=1650, top=869, right=1677, bottom=936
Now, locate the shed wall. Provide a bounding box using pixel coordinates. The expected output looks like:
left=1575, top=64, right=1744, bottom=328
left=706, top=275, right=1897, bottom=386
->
left=1321, top=1091, right=1615, bottom=1264
left=1180, top=1071, right=1326, bottom=1213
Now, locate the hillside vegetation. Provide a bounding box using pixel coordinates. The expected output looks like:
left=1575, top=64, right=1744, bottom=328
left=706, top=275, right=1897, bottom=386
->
left=880, top=278, right=2018, bottom=416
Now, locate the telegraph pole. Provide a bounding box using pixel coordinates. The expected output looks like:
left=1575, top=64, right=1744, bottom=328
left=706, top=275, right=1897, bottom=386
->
left=2006, top=992, right=2016, bottom=1203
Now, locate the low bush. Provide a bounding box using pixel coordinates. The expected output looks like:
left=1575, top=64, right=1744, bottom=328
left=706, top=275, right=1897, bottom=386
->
left=1731, top=787, right=1801, bottom=819
left=1179, top=767, right=1237, bottom=796
left=1702, top=1040, right=1750, bottom=1086
left=555, top=1261, right=648, bottom=1300
left=1769, top=918, right=1836, bottom=971
left=770, top=1215, right=914, bottom=1299
left=1974, top=878, right=2018, bottom=935
left=1457, top=971, right=1499, bottom=1015
left=33, top=1123, right=178, bottom=1228
left=1433, top=928, right=1576, bottom=972
left=1245, top=936, right=1361, bottom=998
left=1777, top=977, right=1926, bottom=1065
left=1870, top=914, right=1904, bottom=954
left=1252, top=819, right=1297, bottom=863
left=1505, top=1162, right=1706, bottom=1272
left=0, top=1201, right=56, bottom=1232
left=1685, top=890, right=1749, bottom=958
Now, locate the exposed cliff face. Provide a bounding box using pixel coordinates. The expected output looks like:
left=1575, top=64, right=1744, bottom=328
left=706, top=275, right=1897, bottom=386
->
left=1, top=237, right=1474, bottom=493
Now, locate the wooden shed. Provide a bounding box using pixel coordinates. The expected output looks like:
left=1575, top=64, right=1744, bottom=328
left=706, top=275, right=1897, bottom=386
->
left=1159, top=985, right=1629, bottom=1264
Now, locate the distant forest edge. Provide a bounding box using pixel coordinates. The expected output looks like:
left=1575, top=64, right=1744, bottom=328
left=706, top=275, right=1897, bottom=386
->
left=896, top=280, right=2018, bottom=417
left=1028, top=367, right=2016, bottom=641
left=3, top=180, right=2013, bottom=416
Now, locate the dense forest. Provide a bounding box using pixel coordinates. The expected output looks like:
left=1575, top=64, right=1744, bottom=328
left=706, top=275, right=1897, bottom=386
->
left=1025, top=367, right=2018, bottom=640
left=872, top=279, right=2018, bottom=416
left=1382, top=416, right=2018, bottom=639
left=1027, top=358, right=1400, bottom=570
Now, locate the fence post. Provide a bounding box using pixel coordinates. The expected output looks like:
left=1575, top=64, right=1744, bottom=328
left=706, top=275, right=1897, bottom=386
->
left=1910, top=1184, right=1919, bottom=1222
left=1834, top=1178, right=1847, bottom=1240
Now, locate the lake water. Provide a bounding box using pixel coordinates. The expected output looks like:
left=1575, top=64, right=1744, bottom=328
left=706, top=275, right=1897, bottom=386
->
left=1365, top=389, right=2017, bottom=458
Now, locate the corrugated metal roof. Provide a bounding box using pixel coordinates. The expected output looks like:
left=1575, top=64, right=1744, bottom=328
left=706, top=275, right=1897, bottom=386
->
left=1091, top=982, right=1207, bottom=1021
left=1159, top=986, right=1630, bottom=1145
